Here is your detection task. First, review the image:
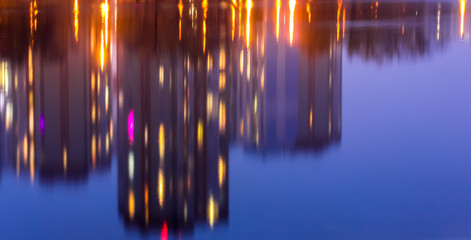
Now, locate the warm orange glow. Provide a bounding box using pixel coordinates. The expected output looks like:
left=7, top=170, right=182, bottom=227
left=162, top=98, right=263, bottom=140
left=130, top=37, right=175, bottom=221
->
left=30, top=0, right=38, bottom=37
left=159, top=66, right=164, bottom=86
left=289, top=0, right=296, bottom=45
left=261, top=68, right=265, bottom=91
left=337, top=1, right=342, bottom=42
left=219, top=100, right=226, bottom=133
left=240, top=118, right=244, bottom=137
left=63, top=147, right=67, bottom=173
left=254, top=95, right=257, bottom=113
left=28, top=46, right=33, bottom=85
left=23, top=135, right=28, bottom=163
left=197, top=120, right=204, bottom=150
left=306, top=3, right=311, bottom=23
left=101, top=1, right=109, bottom=45
left=219, top=72, right=226, bottom=91
left=309, top=107, right=313, bottom=130
left=159, top=123, right=165, bottom=160
left=29, top=142, right=34, bottom=184
left=207, top=92, right=213, bottom=118
left=158, top=169, right=165, bottom=208
left=232, top=5, right=236, bottom=40
left=343, top=8, right=346, bottom=39
left=207, top=194, right=219, bottom=228
left=29, top=92, right=34, bottom=137
left=460, top=0, right=466, bottom=39
left=246, top=0, right=252, bottom=47
left=239, top=50, right=244, bottom=74
left=247, top=50, right=251, bottom=80
left=74, top=0, right=79, bottom=42
left=129, top=189, right=135, bottom=219
left=178, top=0, right=183, bottom=41
left=145, top=184, right=149, bottom=224
left=218, top=156, right=226, bottom=187
left=203, top=0, right=208, bottom=53
left=100, top=30, right=105, bottom=71
left=110, top=118, right=114, bottom=140
left=219, top=48, right=226, bottom=70
left=276, top=0, right=280, bottom=42
left=92, top=134, right=96, bottom=168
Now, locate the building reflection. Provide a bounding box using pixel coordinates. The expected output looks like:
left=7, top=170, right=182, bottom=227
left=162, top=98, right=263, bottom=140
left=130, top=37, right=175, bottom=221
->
left=0, top=0, right=468, bottom=234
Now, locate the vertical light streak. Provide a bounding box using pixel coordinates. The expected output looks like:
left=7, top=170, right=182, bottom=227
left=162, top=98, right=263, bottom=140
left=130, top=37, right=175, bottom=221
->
left=179, top=0, right=183, bottom=41
left=203, top=0, right=208, bottom=53
left=306, top=3, right=311, bottom=23
left=158, top=169, right=165, bottom=208
left=460, top=0, right=466, bottom=39
left=289, top=0, right=296, bottom=45
left=437, top=4, right=441, bottom=40
left=232, top=5, right=235, bottom=41
left=276, top=0, right=280, bottom=42
left=128, top=110, right=134, bottom=144
left=74, top=0, right=79, bottom=42
left=337, top=1, right=342, bottom=42
left=246, top=0, right=252, bottom=48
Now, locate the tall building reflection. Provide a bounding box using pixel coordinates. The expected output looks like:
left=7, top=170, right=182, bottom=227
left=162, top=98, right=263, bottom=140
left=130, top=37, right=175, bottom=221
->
left=0, top=0, right=468, bottom=234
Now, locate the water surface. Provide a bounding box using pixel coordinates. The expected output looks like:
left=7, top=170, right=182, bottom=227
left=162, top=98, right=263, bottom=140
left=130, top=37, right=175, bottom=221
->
left=0, top=0, right=470, bottom=239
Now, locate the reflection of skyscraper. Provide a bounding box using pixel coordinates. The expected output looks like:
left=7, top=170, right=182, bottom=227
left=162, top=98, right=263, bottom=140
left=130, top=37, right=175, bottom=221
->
left=296, top=36, right=342, bottom=150
left=231, top=3, right=342, bottom=152
left=116, top=5, right=229, bottom=232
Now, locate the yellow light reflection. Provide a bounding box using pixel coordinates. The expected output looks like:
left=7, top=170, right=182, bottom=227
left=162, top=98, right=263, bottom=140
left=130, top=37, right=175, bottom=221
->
left=246, top=0, right=252, bottom=48
left=337, top=1, right=342, bottom=42
left=179, top=0, right=183, bottom=41
left=101, top=1, right=109, bottom=45
left=203, top=0, right=208, bottom=53
left=276, top=0, right=280, bottom=42
left=110, top=118, right=114, bottom=140
left=343, top=8, right=346, bottom=39
left=218, top=156, right=225, bottom=187
left=309, top=107, right=313, bottom=130
left=207, top=194, right=219, bottom=228
left=306, top=3, right=311, bottom=23
left=23, top=135, right=28, bottom=163
left=159, top=66, right=164, bottom=87
left=219, top=72, right=226, bottom=91
left=460, top=0, right=466, bottom=39
left=232, top=5, right=236, bottom=40
left=28, top=46, right=33, bottom=85
left=129, top=189, right=135, bottom=220
left=289, top=0, right=296, bottom=45
left=197, top=120, right=203, bottom=151
left=30, top=142, right=34, bottom=184
left=100, top=30, right=105, bottom=71
left=219, top=100, right=226, bottom=133
left=158, top=169, right=165, bottom=208
left=74, top=0, right=79, bottom=42
left=207, top=92, right=213, bottom=118
left=159, top=123, right=165, bottom=160
left=29, top=92, right=34, bottom=136
left=92, top=134, right=96, bottom=168
left=63, top=147, right=67, bottom=173
left=30, top=0, right=38, bottom=37
left=219, top=48, right=226, bottom=70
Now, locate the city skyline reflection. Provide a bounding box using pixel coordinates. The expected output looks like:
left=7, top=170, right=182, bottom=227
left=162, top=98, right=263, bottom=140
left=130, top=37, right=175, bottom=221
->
left=0, top=0, right=469, bottom=236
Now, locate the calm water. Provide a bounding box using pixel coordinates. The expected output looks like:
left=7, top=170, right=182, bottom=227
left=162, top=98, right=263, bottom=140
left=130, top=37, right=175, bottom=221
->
left=0, top=0, right=470, bottom=239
